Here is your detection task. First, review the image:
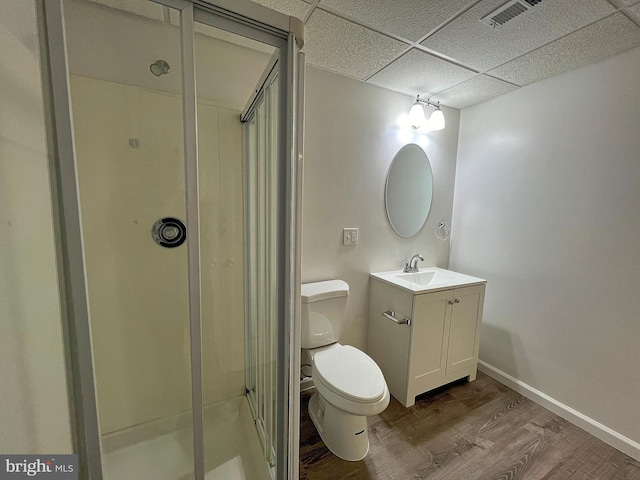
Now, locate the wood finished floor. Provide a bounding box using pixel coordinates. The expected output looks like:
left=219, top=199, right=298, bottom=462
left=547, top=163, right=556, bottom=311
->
left=299, top=372, right=640, bottom=480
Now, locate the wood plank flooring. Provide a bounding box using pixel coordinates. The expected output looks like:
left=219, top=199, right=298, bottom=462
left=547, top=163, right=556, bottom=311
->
left=299, top=372, right=640, bottom=480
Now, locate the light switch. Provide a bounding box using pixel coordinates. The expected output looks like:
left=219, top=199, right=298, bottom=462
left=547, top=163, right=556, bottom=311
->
left=343, top=228, right=358, bottom=246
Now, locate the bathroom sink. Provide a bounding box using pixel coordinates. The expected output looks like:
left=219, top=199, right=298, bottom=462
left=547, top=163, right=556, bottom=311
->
left=394, top=270, right=457, bottom=287
left=370, top=267, right=485, bottom=294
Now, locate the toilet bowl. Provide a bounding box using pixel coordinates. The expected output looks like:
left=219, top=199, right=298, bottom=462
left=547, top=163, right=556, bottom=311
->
left=305, top=343, right=389, bottom=460
left=301, top=280, right=390, bottom=461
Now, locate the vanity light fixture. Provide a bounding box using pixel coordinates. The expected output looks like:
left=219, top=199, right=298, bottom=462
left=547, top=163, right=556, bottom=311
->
left=408, top=95, right=445, bottom=131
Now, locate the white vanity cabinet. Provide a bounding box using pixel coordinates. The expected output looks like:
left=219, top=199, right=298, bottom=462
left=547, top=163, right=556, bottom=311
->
left=367, top=269, right=486, bottom=408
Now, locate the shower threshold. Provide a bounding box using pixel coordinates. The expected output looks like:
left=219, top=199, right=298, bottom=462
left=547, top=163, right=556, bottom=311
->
left=102, top=395, right=271, bottom=480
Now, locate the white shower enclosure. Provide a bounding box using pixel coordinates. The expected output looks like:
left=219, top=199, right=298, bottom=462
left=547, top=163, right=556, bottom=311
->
left=39, top=0, right=303, bottom=478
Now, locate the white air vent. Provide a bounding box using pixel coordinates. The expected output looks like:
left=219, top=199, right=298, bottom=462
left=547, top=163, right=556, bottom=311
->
left=481, top=0, right=544, bottom=27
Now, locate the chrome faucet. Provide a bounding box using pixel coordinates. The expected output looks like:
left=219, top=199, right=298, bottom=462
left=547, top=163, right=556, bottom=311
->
left=403, top=254, right=424, bottom=273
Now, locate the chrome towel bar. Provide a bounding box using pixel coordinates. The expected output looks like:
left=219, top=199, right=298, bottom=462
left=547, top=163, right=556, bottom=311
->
left=382, top=309, right=411, bottom=326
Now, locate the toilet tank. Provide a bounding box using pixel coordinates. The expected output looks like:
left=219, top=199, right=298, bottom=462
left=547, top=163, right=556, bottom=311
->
left=301, top=280, right=349, bottom=349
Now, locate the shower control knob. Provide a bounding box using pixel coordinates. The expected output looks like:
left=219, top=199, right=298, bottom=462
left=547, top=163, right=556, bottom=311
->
left=151, top=217, right=186, bottom=248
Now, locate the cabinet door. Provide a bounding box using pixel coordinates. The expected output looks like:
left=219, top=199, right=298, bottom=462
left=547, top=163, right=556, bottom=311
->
left=446, top=285, right=484, bottom=375
left=408, top=290, right=451, bottom=398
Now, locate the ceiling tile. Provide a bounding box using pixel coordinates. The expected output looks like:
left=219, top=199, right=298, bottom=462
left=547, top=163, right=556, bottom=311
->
left=420, top=0, right=616, bottom=71
left=367, top=48, right=477, bottom=97
left=625, top=3, right=640, bottom=26
left=608, top=0, right=640, bottom=7
left=303, top=9, right=408, bottom=80
left=250, top=0, right=311, bottom=21
left=488, top=13, right=640, bottom=86
left=318, top=0, right=476, bottom=42
left=430, top=74, right=519, bottom=109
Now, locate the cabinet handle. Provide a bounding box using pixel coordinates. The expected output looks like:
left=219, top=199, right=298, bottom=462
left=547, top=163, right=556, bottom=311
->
left=454, top=298, right=460, bottom=304
left=448, top=300, right=454, bottom=305
left=382, top=309, right=411, bottom=326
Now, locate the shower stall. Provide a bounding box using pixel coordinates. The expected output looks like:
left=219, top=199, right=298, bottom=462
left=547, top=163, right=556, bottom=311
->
left=40, top=0, right=303, bottom=478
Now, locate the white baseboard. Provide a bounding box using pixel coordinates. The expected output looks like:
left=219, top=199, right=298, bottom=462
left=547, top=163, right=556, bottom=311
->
left=478, top=360, right=640, bottom=462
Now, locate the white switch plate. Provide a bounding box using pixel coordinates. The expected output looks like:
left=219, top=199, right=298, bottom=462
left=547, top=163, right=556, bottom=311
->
left=343, top=228, right=358, bottom=246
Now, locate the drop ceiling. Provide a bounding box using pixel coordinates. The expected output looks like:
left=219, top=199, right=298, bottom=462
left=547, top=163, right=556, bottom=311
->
left=88, top=0, right=640, bottom=109
left=257, top=0, right=640, bottom=109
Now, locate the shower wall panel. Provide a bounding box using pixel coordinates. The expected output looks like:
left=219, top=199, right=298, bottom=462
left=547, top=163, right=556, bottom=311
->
left=70, top=74, right=245, bottom=435
left=198, top=102, right=246, bottom=406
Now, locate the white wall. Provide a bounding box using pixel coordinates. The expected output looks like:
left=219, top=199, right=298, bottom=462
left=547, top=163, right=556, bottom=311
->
left=302, top=67, right=460, bottom=350
left=0, top=0, right=73, bottom=453
left=451, top=45, right=640, bottom=449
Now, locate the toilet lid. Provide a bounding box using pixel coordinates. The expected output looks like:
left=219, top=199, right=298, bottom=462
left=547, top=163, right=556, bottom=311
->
left=313, top=345, right=386, bottom=403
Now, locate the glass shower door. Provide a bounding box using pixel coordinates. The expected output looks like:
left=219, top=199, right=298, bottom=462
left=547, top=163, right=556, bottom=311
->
left=43, top=0, right=302, bottom=478
left=62, top=0, right=195, bottom=478
left=244, top=69, right=280, bottom=473
left=192, top=17, right=277, bottom=480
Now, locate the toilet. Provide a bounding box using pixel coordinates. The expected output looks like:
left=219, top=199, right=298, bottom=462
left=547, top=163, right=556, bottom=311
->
left=301, top=280, right=390, bottom=461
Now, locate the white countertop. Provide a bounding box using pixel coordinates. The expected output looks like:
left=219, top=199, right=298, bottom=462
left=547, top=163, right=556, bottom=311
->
left=370, top=267, right=486, bottom=294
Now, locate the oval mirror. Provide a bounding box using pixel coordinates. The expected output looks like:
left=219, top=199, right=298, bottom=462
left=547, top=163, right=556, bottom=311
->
left=385, top=144, right=433, bottom=238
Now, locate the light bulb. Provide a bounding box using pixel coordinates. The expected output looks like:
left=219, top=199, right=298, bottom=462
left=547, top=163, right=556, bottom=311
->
left=428, top=107, right=445, bottom=131
left=408, top=102, right=425, bottom=129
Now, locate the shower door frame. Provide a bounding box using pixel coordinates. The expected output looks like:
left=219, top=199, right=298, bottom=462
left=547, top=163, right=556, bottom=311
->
left=39, top=0, right=304, bottom=479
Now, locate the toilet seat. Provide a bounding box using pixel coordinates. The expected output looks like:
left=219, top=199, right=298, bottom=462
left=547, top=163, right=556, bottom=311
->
left=312, top=345, right=386, bottom=404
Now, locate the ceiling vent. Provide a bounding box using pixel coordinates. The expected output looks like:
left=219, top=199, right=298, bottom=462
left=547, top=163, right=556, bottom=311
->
left=481, top=0, right=544, bottom=27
